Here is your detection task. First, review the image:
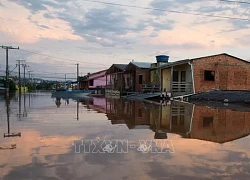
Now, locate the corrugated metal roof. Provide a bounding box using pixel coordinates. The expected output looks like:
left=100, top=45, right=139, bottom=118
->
left=160, top=60, right=190, bottom=69
left=114, top=64, right=127, bottom=70
left=160, top=53, right=249, bottom=69
left=131, top=62, right=152, bottom=68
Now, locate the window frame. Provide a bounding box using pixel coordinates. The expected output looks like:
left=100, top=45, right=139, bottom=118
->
left=204, top=70, right=215, bottom=81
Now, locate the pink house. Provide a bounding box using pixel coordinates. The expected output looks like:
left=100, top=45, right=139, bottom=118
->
left=79, top=70, right=111, bottom=90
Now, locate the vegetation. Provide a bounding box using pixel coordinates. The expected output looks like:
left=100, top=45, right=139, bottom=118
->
left=36, top=82, right=55, bottom=90
left=0, top=79, right=17, bottom=91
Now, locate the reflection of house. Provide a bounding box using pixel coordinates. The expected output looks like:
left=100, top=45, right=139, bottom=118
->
left=190, top=105, right=250, bottom=143
left=79, top=70, right=110, bottom=94
left=105, top=64, right=127, bottom=96
left=160, top=53, right=250, bottom=97
left=105, top=98, right=126, bottom=124
left=92, top=97, right=250, bottom=143
left=124, top=62, right=151, bottom=92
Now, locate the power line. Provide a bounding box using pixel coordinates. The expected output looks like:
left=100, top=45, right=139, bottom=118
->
left=218, top=0, right=250, bottom=5
left=82, top=0, right=250, bottom=21
left=0, top=18, right=19, bottom=46
left=19, top=49, right=109, bottom=66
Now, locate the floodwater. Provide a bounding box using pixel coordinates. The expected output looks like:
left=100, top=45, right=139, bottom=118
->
left=1, top=92, right=250, bottom=180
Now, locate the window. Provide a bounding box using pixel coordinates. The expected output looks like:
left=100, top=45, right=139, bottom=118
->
left=173, top=71, right=178, bottom=82
left=89, top=80, right=94, bottom=86
left=181, top=71, right=186, bottom=82
left=139, top=75, right=143, bottom=84
left=204, top=70, right=215, bottom=81
left=203, top=117, right=213, bottom=127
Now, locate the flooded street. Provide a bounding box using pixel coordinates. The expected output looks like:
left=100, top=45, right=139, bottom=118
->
left=1, top=92, right=250, bottom=180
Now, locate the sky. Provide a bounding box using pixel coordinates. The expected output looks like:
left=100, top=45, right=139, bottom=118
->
left=0, top=0, right=250, bottom=80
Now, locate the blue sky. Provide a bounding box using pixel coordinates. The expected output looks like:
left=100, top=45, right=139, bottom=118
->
left=0, top=0, right=249, bottom=80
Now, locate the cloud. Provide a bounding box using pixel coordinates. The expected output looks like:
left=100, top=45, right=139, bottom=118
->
left=149, top=19, right=175, bottom=31
left=8, top=0, right=61, bottom=14
left=55, top=6, right=146, bottom=47
left=0, top=1, right=4, bottom=7
left=149, top=0, right=198, bottom=16
left=235, top=34, right=250, bottom=46
left=163, top=42, right=206, bottom=50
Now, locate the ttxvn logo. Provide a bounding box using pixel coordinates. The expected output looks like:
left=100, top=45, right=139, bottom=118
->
left=72, top=139, right=175, bottom=154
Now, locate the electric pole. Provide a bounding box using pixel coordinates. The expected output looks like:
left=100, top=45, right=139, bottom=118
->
left=16, top=60, right=24, bottom=91
left=65, top=74, right=67, bottom=89
left=1, top=45, right=19, bottom=93
left=76, top=63, right=79, bottom=90
left=28, top=70, right=33, bottom=85
left=22, top=63, right=28, bottom=91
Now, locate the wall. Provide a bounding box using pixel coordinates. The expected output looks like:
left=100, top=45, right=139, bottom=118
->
left=173, top=64, right=192, bottom=83
left=135, top=68, right=150, bottom=92
left=89, top=75, right=110, bottom=89
left=193, top=54, right=250, bottom=92
left=161, top=68, right=171, bottom=92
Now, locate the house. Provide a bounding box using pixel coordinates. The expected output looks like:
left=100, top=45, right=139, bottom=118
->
left=79, top=69, right=110, bottom=94
left=150, top=55, right=169, bottom=85
left=105, top=64, right=127, bottom=96
left=124, top=61, right=151, bottom=92
left=160, top=53, right=250, bottom=97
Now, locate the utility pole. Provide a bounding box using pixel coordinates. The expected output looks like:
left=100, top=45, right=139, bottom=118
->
left=28, top=70, right=33, bottom=84
left=22, top=63, right=28, bottom=91
left=1, top=45, right=19, bottom=93
left=65, top=74, right=67, bottom=89
left=76, top=63, right=79, bottom=90
left=16, top=60, right=23, bottom=91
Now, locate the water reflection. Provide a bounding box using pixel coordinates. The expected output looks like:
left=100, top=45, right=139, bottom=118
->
left=3, top=92, right=21, bottom=139
left=1, top=93, right=250, bottom=179
left=51, top=95, right=250, bottom=143
left=97, top=98, right=250, bottom=143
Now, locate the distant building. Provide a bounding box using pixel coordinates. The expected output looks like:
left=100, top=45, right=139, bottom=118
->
left=124, top=62, right=152, bottom=92
left=105, top=64, right=127, bottom=96
left=79, top=69, right=110, bottom=94
left=160, top=53, right=250, bottom=97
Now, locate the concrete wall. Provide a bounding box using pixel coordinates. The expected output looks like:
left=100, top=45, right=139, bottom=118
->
left=161, top=68, right=171, bottom=92
left=193, top=54, right=250, bottom=92
left=89, top=75, right=110, bottom=88
left=173, top=64, right=192, bottom=83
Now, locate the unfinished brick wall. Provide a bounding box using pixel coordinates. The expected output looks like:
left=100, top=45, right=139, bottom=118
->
left=191, top=105, right=250, bottom=143
left=192, top=54, right=250, bottom=92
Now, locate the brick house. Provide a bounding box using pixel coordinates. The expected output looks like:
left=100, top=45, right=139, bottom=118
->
left=124, top=62, right=151, bottom=92
left=105, top=64, right=127, bottom=96
left=160, top=53, right=250, bottom=97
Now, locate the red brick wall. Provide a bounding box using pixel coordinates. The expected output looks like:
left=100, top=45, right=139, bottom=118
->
left=193, top=54, right=250, bottom=92
left=135, top=68, right=150, bottom=92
